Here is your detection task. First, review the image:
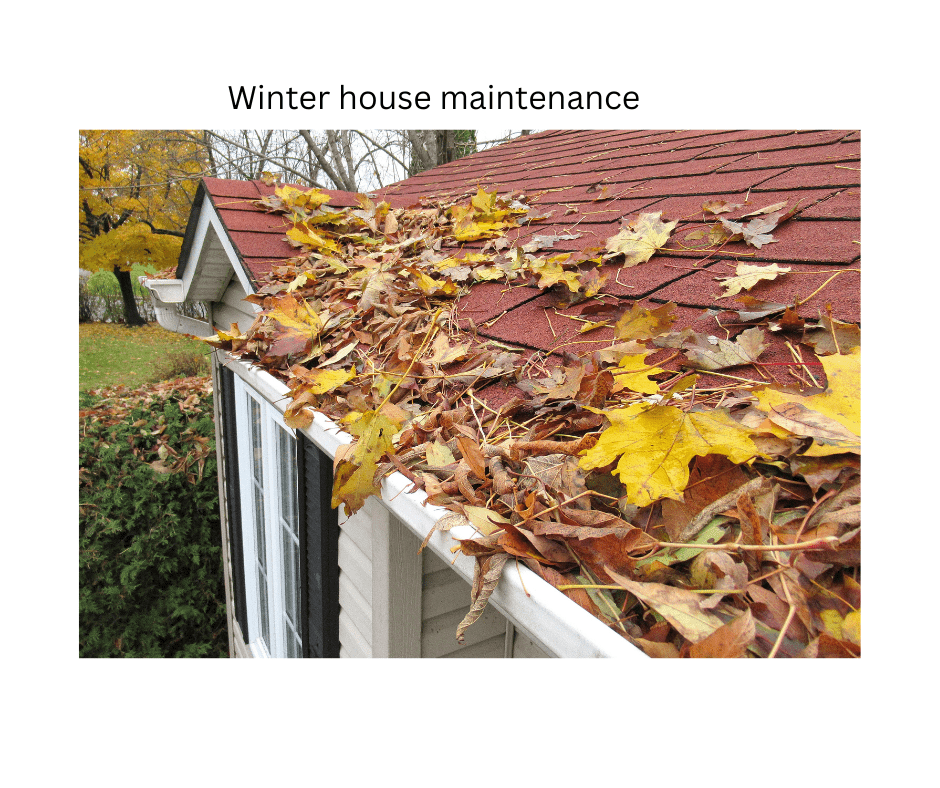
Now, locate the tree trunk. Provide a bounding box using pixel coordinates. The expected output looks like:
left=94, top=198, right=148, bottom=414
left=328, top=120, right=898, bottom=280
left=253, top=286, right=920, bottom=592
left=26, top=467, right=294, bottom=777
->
left=114, top=266, right=146, bottom=326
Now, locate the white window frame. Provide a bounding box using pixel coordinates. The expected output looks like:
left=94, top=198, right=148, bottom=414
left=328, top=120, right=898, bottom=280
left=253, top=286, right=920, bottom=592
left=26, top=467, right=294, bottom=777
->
left=233, top=376, right=302, bottom=659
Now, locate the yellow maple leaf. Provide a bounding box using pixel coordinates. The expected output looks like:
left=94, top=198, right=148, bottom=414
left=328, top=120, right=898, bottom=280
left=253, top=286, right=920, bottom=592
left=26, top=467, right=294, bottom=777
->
left=473, top=266, right=507, bottom=282
left=579, top=403, right=759, bottom=507
left=605, top=212, right=677, bottom=266
left=753, top=348, right=860, bottom=456
left=529, top=255, right=581, bottom=291
left=283, top=367, right=357, bottom=429
left=449, top=188, right=522, bottom=241
left=203, top=322, right=247, bottom=352
left=293, top=366, right=356, bottom=395
left=286, top=222, right=341, bottom=254
left=610, top=353, right=666, bottom=395
left=614, top=301, right=677, bottom=342
left=264, top=294, right=324, bottom=358
left=331, top=409, right=403, bottom=514
left=404, top=266, right=458, bottom=297
left=276, top=185, right=331, bottom=211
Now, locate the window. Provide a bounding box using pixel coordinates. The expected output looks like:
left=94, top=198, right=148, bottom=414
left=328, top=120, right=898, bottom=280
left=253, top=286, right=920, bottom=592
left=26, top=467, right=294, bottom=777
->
left=216, top=361, right=340, bottom=659
left=235, top=377, right=303, bottom=658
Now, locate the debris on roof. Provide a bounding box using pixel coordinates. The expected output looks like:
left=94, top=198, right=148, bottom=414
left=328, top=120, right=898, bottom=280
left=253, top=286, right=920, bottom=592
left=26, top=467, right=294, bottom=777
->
left=202, top=130, right=861, bottom=658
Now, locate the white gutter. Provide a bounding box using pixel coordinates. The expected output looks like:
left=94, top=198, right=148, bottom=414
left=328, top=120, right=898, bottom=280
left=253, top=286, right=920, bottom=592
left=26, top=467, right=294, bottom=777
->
left=222, top=351, right=645, bottom=659
left=141, top=278, right=212, bottom=337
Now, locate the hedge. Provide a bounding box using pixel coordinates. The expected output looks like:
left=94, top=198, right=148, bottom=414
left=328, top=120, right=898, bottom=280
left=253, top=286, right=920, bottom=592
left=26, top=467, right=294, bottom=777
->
left=79, top=377, right=227, bottom=657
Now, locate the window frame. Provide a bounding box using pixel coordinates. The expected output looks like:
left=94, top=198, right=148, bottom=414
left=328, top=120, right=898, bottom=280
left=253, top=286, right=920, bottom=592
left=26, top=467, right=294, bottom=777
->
left=233, top=375, right=302, bottom=659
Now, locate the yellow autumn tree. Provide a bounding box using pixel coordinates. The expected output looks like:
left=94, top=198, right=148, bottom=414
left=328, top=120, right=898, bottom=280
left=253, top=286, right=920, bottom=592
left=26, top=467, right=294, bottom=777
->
left=79, top=130, right=207, bottom=325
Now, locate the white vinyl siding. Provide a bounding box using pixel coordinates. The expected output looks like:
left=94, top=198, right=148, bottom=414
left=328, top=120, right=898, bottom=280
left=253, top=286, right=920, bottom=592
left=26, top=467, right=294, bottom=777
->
left=212, top=275, right=257, bottom=333
left=332, top=494, right=552, bottom=659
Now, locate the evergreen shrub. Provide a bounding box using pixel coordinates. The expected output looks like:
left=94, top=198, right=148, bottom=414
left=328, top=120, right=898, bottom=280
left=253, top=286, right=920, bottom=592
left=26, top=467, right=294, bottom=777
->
left=79, top=378, right=227, bottom=657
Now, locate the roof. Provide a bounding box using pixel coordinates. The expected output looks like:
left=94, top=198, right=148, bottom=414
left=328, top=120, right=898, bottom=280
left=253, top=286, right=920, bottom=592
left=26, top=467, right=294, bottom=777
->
left=184, top=130, right=862, bottom=658
left=186, top=129, right=860, bottom=393
left=177, top=177, right=364, bottom=285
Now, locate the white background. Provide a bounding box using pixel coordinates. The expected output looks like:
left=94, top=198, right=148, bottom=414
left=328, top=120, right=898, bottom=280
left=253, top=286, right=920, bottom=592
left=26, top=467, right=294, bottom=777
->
left=5, top=1, right=927, bottom=784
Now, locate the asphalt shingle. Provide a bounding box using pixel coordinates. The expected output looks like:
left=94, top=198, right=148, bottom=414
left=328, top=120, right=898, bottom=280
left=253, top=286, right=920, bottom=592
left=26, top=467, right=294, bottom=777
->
left=195, top=129, right=861, bottom=388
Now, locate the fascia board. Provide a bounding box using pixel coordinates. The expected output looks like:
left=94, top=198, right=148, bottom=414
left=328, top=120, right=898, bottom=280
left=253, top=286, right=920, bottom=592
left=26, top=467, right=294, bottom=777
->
left=219, top=351, right=646, bottom=660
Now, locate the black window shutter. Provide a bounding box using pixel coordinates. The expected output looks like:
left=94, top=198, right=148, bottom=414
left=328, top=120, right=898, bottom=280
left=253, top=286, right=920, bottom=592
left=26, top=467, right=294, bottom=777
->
left=217, top=365, right=250, bottom=641
left=297, top=433, right=340, bottom=658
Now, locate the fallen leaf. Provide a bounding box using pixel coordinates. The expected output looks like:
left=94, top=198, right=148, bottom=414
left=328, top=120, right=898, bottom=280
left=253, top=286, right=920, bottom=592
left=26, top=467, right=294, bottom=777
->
left=605, top=212, right=677, bottom=266
left=605, top=568, right=725, bottom=644
left=802, top=315, right=861, bottom=355
left=463, top=505, right=509, bottom=536
left=426, top=440, right=457, bottom=468
left=529, top=255, right=582, bottom=292
left=579, top=403, right=759, bottom=507
left=731, top=295, right=790, bottom=321
left=763, top=401, right=861, bottom=453
left=702, top=200, right=744, bottom=215
left=264, top=294, right=324, bottom=357
left=290, top=365, right=356, bottom=395
left=456, top=552, right=510, bottom=643
left=689, top=609, right=756, bottom=657
left=682, top=326, right=768, bottom=370
left=521, top=232, right=581, bottom=254
left=331, top=409, right=403, bottom=514
left=614, top=301, right=677, bottom=342
left=716, top=263, right=791, bottom=299
left=754, top=348, right=860, bottom=455
left=610, top=353, right=666, bottom=394
left=741, top=201, right=789, bottom=217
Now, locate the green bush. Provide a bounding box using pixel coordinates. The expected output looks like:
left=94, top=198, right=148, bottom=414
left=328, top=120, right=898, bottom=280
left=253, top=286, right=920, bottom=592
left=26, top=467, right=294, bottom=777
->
left=79, top=378, right=227, bottom=657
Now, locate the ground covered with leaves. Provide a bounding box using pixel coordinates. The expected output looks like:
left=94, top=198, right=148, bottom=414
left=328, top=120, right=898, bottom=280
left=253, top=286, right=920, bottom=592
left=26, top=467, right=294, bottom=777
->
left=206, top=183, right=861, bottom=658
left=79, top=376, right=225, bottom=657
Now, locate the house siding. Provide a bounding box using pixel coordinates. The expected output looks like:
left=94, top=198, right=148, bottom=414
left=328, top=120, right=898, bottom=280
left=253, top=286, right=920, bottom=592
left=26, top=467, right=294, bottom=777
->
left=212, top=275, right=256, bottom=333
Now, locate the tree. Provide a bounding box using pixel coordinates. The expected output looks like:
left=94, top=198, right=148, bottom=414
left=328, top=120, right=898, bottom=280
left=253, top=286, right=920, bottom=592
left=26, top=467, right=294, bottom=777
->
left=192, top=129, right=526, bottom=193
left=79, top=131, right=206, bottom=326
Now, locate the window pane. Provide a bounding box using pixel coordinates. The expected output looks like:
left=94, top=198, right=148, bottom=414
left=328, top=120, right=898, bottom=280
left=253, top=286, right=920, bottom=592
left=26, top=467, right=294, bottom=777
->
left=257, top=560, right=270, bottom=647
left=282, top=522, right=301, bottom=657
left=284, top=619, right=302, bottom=658
left=249, top=399, right=263, bottom=484
left=277, top=426, right=298, bottom=533
left=277, top=424, right=301, bottom=658
left=248, top=396, right=270, bottom=649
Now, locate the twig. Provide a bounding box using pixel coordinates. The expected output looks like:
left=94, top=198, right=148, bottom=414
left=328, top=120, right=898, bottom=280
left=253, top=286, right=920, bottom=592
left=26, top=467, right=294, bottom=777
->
left=768, top=566, right=797, bottom=659
left=790, top=488, right=839, bottom=552
left=655, top=535, right=838, bottom=552
left=793, top=269, right=859, bottom=307
left=785, top=340, right=820, bottom=387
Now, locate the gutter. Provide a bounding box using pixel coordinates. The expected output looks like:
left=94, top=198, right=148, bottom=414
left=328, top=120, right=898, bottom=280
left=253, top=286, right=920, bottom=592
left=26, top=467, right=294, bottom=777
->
left=141, top=278, right=212, bottom=337
left=222, top=351, right=646, bottom=659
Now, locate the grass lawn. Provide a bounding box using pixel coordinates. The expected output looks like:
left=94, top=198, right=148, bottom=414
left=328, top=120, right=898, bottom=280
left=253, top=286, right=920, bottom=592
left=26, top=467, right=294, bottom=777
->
left=79, top=322, right=211, bottom=391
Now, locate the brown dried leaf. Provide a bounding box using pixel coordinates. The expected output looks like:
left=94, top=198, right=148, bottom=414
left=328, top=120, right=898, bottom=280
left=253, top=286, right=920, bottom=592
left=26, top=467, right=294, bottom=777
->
left=605, top=567, right=725, bottom=644
left=689, top=610, right=755, bottom=658
left=682, top=326, right=768, bottom=371
left=702, top=200, right=744, bottom=215
left=456, top=552, right=510, bottom=643
left=802, top=316, right=861, bottom=355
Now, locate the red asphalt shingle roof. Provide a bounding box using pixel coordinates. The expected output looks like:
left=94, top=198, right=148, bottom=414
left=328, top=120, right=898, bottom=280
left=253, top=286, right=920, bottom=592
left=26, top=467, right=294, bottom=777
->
left=191, top=129, right=860, bottom=392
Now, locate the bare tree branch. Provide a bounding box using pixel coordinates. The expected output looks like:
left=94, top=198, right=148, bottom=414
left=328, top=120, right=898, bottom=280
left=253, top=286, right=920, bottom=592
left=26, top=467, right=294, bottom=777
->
left=299, top=129, right=356, bottom=191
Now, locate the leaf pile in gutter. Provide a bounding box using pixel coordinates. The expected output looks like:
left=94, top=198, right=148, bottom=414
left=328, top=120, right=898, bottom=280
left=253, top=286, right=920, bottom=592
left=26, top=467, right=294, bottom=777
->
left=206, top=184, right=861, bottom=658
